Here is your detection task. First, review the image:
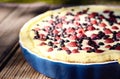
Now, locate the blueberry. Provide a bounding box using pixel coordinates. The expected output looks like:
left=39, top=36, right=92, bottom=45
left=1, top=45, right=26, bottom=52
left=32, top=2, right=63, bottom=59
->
left=98, top=42, right=104, bottom=46
left=48, top=41, right=53, bottom=46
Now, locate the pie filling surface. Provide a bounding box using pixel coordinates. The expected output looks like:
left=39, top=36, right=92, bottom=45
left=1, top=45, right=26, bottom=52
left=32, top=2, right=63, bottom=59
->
left=20, top=5, right=120, bottom=63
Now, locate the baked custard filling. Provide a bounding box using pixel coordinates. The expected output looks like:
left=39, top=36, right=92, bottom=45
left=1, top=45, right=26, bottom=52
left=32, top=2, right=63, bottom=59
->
left=20, top=6, right=120, bottom=63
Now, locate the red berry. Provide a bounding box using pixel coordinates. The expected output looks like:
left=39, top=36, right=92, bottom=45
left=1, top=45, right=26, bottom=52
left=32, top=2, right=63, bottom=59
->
left=91, top=34, right=98, bottom=39
left=104, top=28, right=112, bottom=34
left=91, top=20, right=97, bottom=25
left=83, top=47, right=91, bottom=51
left=55, top=36, right=61, bottom=40
left=105, top=38, right=114, bottom=43
left=49, top=20, right=54, bottom=24
left=72, top=49, right=79, bottom=53
left=77, top=28, right=85, bottom=33
left=112, top=26, right=119, bottom=30
left=45, top=26, right=50, bottom=32
left=53, top=29, right=59, bottom=34
left=87, top=26, right=95, bottom=31
left=75, top=22, right=81, bottom=26
left=62, top=47, right=69, bottom=50
left=77, top=33, right=86, bottom=38
left=40, top=42, right=46, bottom=46
left=69, top=35, right=77, bottom=40
left=95, top=49, right=104, bottom=53
left=67, top=42, right=77, bottom=47
left=39, top=34, right=45, bottom=40
left=99, top=23, right=107, bottom=28
left=89, top=12, right=98, bottom=18
left=34, top=28, right=40, bottom=31
left=66, top=27, right=75, bottom=34
left=48, top=48, right=53, bottom=52
left=74, top=16, right=80, bottom=20
left=105, top=45, right=112, bottom=48
left=99, top=15, right=105, bottom=19
left=56, top=23, right=63, bottom=28
left=116, top=32, right=120, bottom=38
left=54, top=42, right=59, bottom=44
left=103, top=10, right=111, bottom=13
left=61, top=16, right=66, bottom=19
left=115, top=46, right=120, bottom=50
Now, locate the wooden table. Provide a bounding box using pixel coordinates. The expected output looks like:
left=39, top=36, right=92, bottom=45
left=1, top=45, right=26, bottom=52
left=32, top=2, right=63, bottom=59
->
left=0, top=3, right=67, bottom=79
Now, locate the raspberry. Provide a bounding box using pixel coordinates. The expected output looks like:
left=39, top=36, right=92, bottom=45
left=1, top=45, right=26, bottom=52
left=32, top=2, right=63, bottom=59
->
left=116, top=32, right=120, bottom=38
left=77, top=28, right=85, bottom=33
left=83, top=47, right=91, bottom=51
left=72, top=49, right=79, bottom=53
left=89, top=12, right=98, bottom=18
left=105, top=38, right=114, bottom=43
left=62, top=47, right=69, bottom=50
left=69, top=35, right=77, bottom=40
left=53, top=29, right=59, bottom=34
left=95, top=49, right=104, bottom=53
left=103, top=10, right=111, bottom=13
left=48, top=48, right=53, bottom=52
left=77, top=33, right=86, bottom=38
left=87, top=26, right=95, bottom=31
left=115, top=46, right=120, bottom=50
left=75, top=22, right=81, bottom=26
left=105, top=45, right=112, bottom=48
left=40, top=42, right=46, bottom=46
left=91, top=20, right=97, bottom=25
left=66, top=27, right=75, bottom=34
left=45, top=26, right=50, bottom=32
left=49, top=20, right=54, bottom=24
left=56, top=23, right=63, bottom=28
left=39, top=34, right=45, bottom=40
left=67, top=42, right=77, bottom=47
left=112, top=26, right=119, bottom=30
left=104, top=28, right=112, bottom=34
left=91, top=34, right=98, bottom=40
left=99, top=23, right=107, bottom=28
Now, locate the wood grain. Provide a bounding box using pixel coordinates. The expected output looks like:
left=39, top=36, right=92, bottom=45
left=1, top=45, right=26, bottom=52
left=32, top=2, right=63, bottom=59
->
left=0, top=3, right=52, bottom=79
left=0, top=48, right=51, bottom=79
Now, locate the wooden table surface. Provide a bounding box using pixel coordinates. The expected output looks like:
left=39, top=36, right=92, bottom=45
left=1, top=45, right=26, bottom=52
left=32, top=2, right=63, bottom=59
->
left=0, top=3, right=67, bottom=79
left=1, top=3, right=120, bottom=79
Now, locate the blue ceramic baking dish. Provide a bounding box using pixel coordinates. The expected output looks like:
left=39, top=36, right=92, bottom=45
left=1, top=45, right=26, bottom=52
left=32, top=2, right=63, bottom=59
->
left=20, top=44, right=120, bottom=79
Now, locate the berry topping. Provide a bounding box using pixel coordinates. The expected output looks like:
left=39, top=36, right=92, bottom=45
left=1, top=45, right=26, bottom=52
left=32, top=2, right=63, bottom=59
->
left=66, top=27, right=75, bottom=34
left=115, top=46, right=120, bottom=50
left=105, top=45, right=112, bottom=48
left=87, top=25, right=95, bottom=31
left=69, top=35, right=77, bottom=40
left=98, top=42, right=104, bottom=46
left=112, top=26, right=119, bottom=30
left=95, top=49, right=104, bottom=53
left=53, top=29, right=59, bottom=35
left=91, top=20, right=97, bottom=25
left=72, top=49, right=79, bottom=53
left=32, top=7, right=120, bottom=55
left=62, top=47, right=69, bottom=50
left=89, top=12, right=98, bottom=18
left=67, top=42, right=77, bottom=47
left=99, top=23, right=107, bottom=28
left=104, top=28, right=112, bottom=34
left=48, top=48, right=53, bottom=52
left=105, top=38, right=114, bottom=43
left=116, top=32, right=120, bottom=38
left=91, top=34, right=98, bottom=40
left=40, top=42, right=47, bottom=46
left=103, top=10, right=111, bottom=13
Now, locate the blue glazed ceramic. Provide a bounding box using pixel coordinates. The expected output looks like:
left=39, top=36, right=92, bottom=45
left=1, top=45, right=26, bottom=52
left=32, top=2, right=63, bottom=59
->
left=20, top=45, right=120, bottom=79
